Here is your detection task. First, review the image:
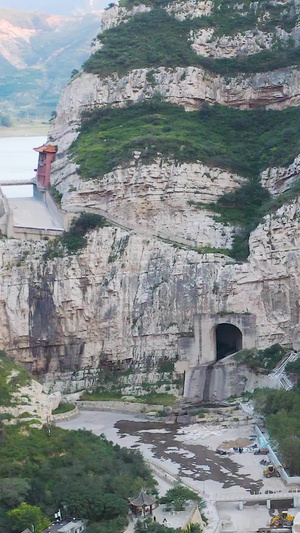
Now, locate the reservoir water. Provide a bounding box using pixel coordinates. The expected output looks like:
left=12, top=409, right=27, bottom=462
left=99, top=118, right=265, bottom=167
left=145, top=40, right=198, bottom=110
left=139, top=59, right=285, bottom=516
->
left=0, top=135, right=63, bottom=231
left=0, top=136, right=47, bottom=184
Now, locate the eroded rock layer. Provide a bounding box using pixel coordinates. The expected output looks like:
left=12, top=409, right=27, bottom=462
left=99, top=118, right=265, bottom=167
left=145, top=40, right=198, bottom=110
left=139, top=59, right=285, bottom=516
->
left=2, top=0, right=300, bottom=397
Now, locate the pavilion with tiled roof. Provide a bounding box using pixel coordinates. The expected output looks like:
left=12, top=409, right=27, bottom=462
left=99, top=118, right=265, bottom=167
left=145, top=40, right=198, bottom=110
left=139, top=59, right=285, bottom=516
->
left=128, top=491, right=156, bottom=516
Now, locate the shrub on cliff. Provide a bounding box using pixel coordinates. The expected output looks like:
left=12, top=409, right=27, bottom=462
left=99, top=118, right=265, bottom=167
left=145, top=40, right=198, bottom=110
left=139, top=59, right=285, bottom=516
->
left=235, top=344, right=288, bottom=371
left=43, top=212, right=111, bottom=260
left=83, top=4, right=300, bottom=78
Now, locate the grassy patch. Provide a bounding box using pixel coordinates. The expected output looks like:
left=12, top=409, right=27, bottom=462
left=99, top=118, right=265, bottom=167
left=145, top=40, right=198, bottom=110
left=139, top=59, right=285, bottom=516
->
left=52, top=402, right=76, bottom=415
left=157, top=359, right=175, bottom=373
left=84, top=6, right=300, bottom=79
left=72, top=101, right=300, bottom=180
left=43, top=212, right=111, bottom=260
left=134, top=392, right=177, bottom=406
left=80, top=390, right=123, bottom=401
left=81, top=390, right=177, bottom=406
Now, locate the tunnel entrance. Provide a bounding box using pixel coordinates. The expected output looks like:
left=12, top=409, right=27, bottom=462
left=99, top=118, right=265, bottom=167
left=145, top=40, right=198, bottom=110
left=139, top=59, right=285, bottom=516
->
left=216, top=323, right=242, bottom=361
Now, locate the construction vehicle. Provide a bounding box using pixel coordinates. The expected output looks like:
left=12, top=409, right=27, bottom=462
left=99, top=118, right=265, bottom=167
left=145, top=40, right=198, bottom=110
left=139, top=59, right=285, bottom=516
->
left=254, top=448, right=269, bottom=455
left=263, top=464, right=281, bottom=478
left=270, top=510, right=294, bottom=528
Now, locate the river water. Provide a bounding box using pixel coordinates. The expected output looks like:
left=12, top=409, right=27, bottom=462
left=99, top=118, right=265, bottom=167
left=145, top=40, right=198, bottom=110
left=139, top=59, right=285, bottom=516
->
left=0, top=136, right=46, bottom=184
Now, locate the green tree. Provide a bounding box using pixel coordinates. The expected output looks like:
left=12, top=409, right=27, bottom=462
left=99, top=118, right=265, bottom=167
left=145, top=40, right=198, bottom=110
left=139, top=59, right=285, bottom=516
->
left=280, top=437, right=300, bottom=476
left=0, top=478, right=30, bottom=508
left=286, top=358, right=300, bottom=379
left=160, top=485, right=205, bottom=511
left=7, top=503, right=50, bottom=533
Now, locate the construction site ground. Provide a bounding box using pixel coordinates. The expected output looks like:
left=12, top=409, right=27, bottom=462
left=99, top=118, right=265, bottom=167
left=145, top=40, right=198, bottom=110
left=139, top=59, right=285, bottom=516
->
left=58, top=406, right=300, bottom=532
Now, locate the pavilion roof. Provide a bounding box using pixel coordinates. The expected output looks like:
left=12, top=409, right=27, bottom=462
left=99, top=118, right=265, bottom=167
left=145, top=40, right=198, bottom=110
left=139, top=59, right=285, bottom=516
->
left=34, top=144, right=57, bottom=153
left=128, top=492, right=156, bottom=507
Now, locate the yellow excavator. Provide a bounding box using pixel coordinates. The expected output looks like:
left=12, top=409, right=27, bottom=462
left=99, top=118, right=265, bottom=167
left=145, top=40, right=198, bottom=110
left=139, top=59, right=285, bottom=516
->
left=269, top=510, right=294, bottom=528
left=263, top=464, right=281, bottom=478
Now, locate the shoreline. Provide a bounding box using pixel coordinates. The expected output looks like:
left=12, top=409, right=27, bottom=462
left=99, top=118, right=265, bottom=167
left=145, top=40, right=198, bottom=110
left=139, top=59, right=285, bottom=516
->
left=0, top=124, right=49, bottom=138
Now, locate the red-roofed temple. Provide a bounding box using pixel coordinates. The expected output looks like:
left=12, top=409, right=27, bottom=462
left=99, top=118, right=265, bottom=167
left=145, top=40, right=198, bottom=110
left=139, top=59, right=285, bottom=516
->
left=34, top=144, right=57, bottom=187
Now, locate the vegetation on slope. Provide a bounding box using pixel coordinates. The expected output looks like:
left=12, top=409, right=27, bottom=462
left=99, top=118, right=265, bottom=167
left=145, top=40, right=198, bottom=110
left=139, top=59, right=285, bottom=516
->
left=43, top=212, right=111, bottom=260
left=80, top=360, right=181, bottom=405
left=72, top=101, right=300, bottom=179
left=235, top=344, right=289, bottom=372
left=84, top=6, right=300, bottom=78
left=214, top=172, right=300, bottom=259
left=286, top=358, right=300, bottom=379
left=0, top=423, right=154, bottom=532
left=254, top=388, right=300, bottom=476
left=119, top=0, right=297, bottom=38
left=72, top=100, right=300, bottom=259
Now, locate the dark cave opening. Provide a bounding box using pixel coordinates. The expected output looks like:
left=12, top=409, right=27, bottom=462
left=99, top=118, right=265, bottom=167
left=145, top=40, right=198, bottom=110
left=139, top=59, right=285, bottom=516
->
left=216, top=323, right=242, bottom=361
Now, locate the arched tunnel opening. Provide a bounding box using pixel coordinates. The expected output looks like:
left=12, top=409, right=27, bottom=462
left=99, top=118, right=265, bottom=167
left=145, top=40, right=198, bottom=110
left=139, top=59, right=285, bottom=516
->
left=216, top=323, right=242, bottom=361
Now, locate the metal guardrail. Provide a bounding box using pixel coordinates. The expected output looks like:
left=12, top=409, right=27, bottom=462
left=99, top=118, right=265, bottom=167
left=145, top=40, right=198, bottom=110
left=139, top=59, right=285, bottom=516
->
left=268, top=351, right=298, bottom=391
left=14, top=225, right=63, bottom=232
left=206, top=489, right=300, bottom=503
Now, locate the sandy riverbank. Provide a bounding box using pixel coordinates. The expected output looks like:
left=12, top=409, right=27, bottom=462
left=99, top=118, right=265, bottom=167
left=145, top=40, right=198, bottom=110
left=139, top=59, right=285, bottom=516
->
left=0, top=124, right=49, bottom=138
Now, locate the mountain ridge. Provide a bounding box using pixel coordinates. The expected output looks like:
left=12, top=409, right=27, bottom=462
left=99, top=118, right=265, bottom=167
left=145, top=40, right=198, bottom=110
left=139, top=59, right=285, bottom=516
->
left=0, top=7, right=102, bottom=118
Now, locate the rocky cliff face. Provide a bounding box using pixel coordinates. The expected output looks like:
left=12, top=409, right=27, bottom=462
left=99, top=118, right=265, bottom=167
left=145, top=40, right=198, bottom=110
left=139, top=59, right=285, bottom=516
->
left=1, top=196, right=300, bottom=395
left=2, top=0, right=300, bottom=398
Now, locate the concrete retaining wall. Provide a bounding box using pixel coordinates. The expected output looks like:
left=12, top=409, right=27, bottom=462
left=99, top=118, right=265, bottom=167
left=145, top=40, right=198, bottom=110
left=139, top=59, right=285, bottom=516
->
left=78, top=400, right=165, bottom=414
left=44, top=190, right=66, bottom=229
left=52, top=405, right=79, bottom=421
left=13, top=226, right=63, bottom=240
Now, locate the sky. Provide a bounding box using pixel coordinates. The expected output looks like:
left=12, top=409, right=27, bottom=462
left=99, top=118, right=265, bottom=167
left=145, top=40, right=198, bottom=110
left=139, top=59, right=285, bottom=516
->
left=0, top=0, right=110, bottom=15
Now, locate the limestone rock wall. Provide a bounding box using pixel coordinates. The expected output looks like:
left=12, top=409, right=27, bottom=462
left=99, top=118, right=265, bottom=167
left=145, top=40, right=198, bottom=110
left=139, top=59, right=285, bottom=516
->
left=0, top=197, right=299, bottom=390
left=261, top=154, right=300, bottom=195
left=0, top=373, right=60, bottom=424
left=191, top=29, right=275, bottom=58
left=50, top=66, right=300, bottom=155
left=59, top=160, right=245, bottom=249
left=3, top=0, right=300, bottom=399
